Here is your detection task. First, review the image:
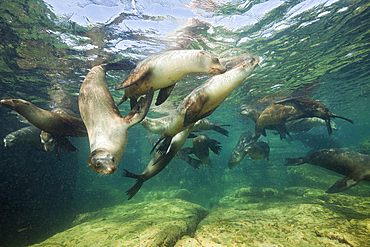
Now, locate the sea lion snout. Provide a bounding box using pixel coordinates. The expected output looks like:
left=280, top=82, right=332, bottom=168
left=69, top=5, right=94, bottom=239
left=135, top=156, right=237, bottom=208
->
left=88, top=149, right=117, bottom=175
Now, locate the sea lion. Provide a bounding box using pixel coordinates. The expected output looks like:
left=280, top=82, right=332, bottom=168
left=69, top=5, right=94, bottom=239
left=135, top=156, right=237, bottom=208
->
left=274, top=98, right=353, bottom=135
left=0, top=99, right=87, bottom=137
left=79, top=62, right=153, bottom=175
left=141, top=116, right=230, bottom=136
left=123, top=121, right=200, bottom=200
left=228, top=132, right=269, bottom=169
left=285, top=148, right=370, bottom=193
left=253, top=98, right=353, bottom=141
left=190, top=133, right=221, bottom=167
left=246, top=138, right=270, bottom=161
left=286, top=117, right=338, bottom=134
left=291, top=132, right=345, bottom=151
left=152, top=55, right=259, bottom=156
left=4, top=125, right=41, bottom=148
left=114, top=49, right=227, bottom=108
left=192, top=118, right=231, bottom=136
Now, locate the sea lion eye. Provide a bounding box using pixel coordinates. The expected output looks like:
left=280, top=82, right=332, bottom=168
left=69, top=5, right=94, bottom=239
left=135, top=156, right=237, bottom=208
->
left=95, top=162, right=102, bottom=168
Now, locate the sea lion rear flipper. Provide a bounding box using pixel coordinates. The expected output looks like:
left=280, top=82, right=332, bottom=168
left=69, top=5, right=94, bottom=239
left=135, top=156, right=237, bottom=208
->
left=156, top=84, right=176, bottom=106
left=114, top=65, right=151, bottom=90
left=212, top=125, right=230, bottom=136
left=56, top=136, right=78, bottom=152
left=123, top=169, right=145, bottom=200
left=326, top=176, right=360, bottom=193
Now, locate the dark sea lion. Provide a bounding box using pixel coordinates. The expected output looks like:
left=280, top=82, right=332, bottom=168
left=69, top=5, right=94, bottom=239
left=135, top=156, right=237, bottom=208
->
left=286, top=148, right=370, bottom=193
left=79, top=62, right=153, bottom=175
left=191, top=133, right=221, bottom=168
left=114, top=49, right=227, bottom=108
left=123, top=122, right=199, bottom=200
left=3, top=125, right=41, bottom=148
left=275, top=98, right=353, bottom=135
left=0, top=99, right=87, bottom=137
left=246, top=139, right=270, bottom=161
left=291, top=132, right=345, bottom=151
left=152, top=55, right=259, bottom=155
left=253, top=98, right=353, bottom=141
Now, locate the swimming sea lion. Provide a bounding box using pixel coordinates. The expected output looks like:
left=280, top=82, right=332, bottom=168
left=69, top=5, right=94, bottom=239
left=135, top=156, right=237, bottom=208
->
left=192, top=118, right=231, bottom=136
left=275, top=98, right=353, bottom=135
left=114, top=49, right=227, bottom=108
left=191, top=133, right=221, bottom=167
left=123, top=121, right=200, bottom=200
left=0, top=99, right=87, bottom=137
left=246, top=138, right=270, bottom=161
left=152, top=55, right=259, bottom=155
left=228, top=132, right=253, bottom=169
left=286, top=117, right=338, bottom=134
left=253, top=98, right=353, bottom=141
left=141, top=115, right=230, bottom=136
left=79, top=62, right=154, bottom=175
left=286, top=148, right=370, bottom=193
left=4, top=125, right=41, bottom=148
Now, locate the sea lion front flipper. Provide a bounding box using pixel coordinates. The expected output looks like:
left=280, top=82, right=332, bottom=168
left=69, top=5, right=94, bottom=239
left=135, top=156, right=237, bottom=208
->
left=156, top=84, right=176, bottom=106
left=208, top=139, right=222, bottom=155
left=212, top=125, right=230, bottom=136
left=114, top=65, right=151, bottom=90
left=123, top=169, right=145, bottom=200
left=326, top=175, right=360, bottom=193
left=56, top=136, right=78, bottom=152
left=124, top=88, right=154, bottom=124
left=326, top=119, right=333, bottom=135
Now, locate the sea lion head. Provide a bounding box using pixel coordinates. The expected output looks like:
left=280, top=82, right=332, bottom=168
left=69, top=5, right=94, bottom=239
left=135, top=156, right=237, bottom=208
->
left=40, top=131, right=56, bottom=152
left=88, top=149, right=117, bottom=175
left=200, top=51, right=227, bottom=75
left=0, top=99, right=29, bottom=111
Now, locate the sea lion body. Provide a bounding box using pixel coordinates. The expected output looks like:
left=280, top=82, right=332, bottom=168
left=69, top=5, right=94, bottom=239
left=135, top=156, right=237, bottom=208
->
left=79, top=63, right=153, bottom=175
left=286, top=117, right=338, bottom=134
left=246, top=139, right=270, bottom=161
left=115, top=50, right=227, bottom=108
left=153, top=56, right=259, bottom=155
left=286, top=149, right=370, bottom=193
left=228, top=132, right=253, bottom=169
left=192, top=118, right=230, bottom=136
left=124, top=122, right=199, bottom=199
left=275, top=98, right=353, bottom=135
left=0, top=99, right=87, bottom=137
left=192, top=133, right=221, bottom=168
left=4, top=125, right=41, bottom=148
left=253, top=98, right=353, bottom=141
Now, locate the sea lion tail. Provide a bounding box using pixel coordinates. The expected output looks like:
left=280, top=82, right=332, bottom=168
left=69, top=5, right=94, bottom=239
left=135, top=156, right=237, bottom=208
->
left=330, top=114, right=354, bottom=124
left=285, top=157, right=305, bottom=166
left=123, top=169, right=145, bottom=200
left=212, top=125, right=230, bottom=136
left=208, top=139, right=222, bottom=155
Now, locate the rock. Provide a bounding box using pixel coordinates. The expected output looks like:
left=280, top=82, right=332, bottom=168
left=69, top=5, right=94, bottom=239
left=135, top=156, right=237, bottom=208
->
left=30, top=199, right=208, bottom=247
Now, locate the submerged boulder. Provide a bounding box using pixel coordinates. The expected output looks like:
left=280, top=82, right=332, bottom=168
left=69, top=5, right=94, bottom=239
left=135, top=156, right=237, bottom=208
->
left=30, top=199, right=207, bottom=247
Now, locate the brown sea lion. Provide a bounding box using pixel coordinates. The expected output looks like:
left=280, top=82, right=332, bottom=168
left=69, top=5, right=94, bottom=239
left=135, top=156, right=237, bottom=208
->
left=114, top=49, right=227, bottom=108
left=253, top=98, right=353, bottom=141
left=246, top=140, right=270, bottom=161
left=3, top=125, right=41, bottom=148
left=79, top=62, right=153, bottom=175
left=123, top=121, right=200, bottom=200
left=152, top=55, right=259, bottom=156
left=190, top=133, right=221, bottom=168
left=286, top=148, right=370, bottom=193
left=0, top=99, right=87, bottom=137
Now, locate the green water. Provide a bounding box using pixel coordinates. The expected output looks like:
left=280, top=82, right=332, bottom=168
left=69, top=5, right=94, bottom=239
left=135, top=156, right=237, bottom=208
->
left=0, top=0, right=369, bottom=246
